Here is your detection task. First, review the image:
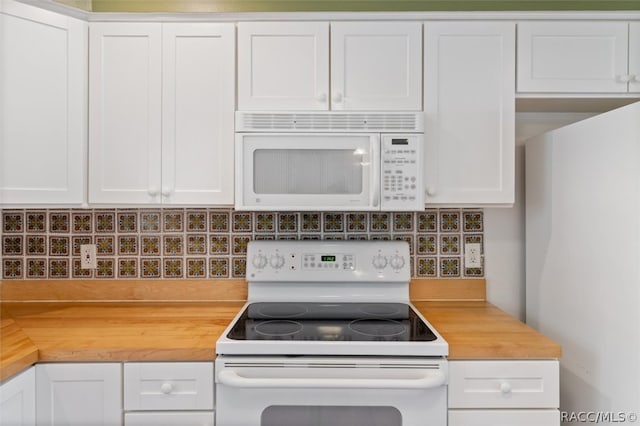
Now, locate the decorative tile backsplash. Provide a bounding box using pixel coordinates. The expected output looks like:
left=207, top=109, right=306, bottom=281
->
left=1, top=208, right=484, bottom=280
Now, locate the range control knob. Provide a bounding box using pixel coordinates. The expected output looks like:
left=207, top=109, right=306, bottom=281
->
left=252, top=254, right=268, bottom=269
left=389, top=255, right=406, bottom=270
left=269, top=254, right=285, bottom=269
left=372, top=254, right=388, bottom=269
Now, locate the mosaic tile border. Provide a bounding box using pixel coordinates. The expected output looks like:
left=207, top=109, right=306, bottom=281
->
left=1, top=208, right=484, bottom=280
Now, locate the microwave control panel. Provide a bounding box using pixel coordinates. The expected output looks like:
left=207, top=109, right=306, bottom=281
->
left=381, top=135, right=424, bottom=210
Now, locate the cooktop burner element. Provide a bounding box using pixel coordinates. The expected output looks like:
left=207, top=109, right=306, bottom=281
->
left=254, top=320, right=304, bottom=337
left=348, top=319, right=405, bottom=337
left=256, top=303, right=309, bottom=318
left=226, top=302, right=438, bottom=342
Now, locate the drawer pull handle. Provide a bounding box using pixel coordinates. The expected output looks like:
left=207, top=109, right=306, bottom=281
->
left=500, top=382, right=512, bottom=394
left=160, top=383, right=173, bottom=394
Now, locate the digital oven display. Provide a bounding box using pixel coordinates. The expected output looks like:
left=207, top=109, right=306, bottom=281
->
left=321, top=255, right=336, bottom=262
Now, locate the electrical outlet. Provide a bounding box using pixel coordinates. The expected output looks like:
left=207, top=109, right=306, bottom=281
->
left=464, top=243, right=482, bottom=268
left=80, top=244, right=97, bottom=269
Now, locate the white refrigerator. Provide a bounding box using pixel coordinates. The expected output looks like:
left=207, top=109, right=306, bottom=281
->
left=525, top=101, right=640, bottom=422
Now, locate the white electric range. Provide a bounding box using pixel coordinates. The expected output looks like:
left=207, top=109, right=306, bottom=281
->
left=215, top=240, right=448, bottom=426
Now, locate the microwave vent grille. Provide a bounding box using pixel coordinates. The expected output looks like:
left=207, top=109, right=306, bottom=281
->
left=236, top=112, right=424, bottom=132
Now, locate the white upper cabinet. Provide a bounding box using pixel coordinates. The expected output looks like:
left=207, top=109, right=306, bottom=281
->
left=0, top=0, right=87, bottom=205
left=631, top=22, right=640, bottom=92
left=330, top=22, right=422, bottom=110
left=161, top=23, right=235, bottom=205
left=89, top=23, right=163, bottom=204
left=424, top=22, right=515, bottom=205
left=237, top=21, right=422, bottom=111
left=238, top=22, right=329, bottom=110
left=517, top=21, right=633, bottom=93
left=90, top=22, right=235, bottom=205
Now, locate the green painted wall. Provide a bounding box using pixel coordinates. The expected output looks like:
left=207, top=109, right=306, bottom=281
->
left=53, top=0, right=92, bottom=10
left=57, top=0, right=640, bottom=12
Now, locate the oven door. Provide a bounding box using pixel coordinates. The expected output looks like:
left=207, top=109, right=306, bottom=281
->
left=215, top=356, right=447, bottom=426
left=235, top=133, right=380, bottom=210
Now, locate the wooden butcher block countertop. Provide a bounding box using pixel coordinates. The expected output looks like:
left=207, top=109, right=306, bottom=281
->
left=0, top=279, right=561, bottom=382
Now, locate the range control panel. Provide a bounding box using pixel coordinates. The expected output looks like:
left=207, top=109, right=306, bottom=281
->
left=302, top=253, right=355, bottom=270
left=380, top=134, right=424, bottom=211
left=246, top=240, right=411, bottom=282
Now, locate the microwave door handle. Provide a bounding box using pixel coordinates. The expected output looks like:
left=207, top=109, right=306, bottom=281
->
left=218, top=370, right=445, bottom=390
left=371, top=143, right=380, bottom=208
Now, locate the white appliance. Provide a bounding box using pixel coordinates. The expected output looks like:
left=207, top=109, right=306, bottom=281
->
left=215, top=240, right=448, bottom=426
left=235, top=111, right=424, bottom=211
left=525, top=102, right=640, bottom=421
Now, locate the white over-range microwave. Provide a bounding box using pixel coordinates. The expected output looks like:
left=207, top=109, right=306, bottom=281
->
left=235, top=112, right=424, bottom=211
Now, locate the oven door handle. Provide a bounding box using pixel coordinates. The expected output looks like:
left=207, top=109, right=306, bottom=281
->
left=217, top=370, right=445, bottom=390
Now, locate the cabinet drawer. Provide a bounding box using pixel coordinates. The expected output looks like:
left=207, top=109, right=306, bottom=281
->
left=124, top=362, right=213, bottom=411
left=448, top=360, right=559, bottom=408
left=449, top=409, right=559, bottom=426
left=125, top=411, right=214, bottom=426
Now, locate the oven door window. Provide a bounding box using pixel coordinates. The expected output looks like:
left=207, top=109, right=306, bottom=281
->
left=262, top=405, right=401, bottom=426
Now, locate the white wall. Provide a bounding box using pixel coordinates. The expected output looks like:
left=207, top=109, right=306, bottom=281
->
left=484, top=113, right=594, bottom=320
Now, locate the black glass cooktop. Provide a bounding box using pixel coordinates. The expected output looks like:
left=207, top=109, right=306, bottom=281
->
left=226, top=302, right=438, bottom=342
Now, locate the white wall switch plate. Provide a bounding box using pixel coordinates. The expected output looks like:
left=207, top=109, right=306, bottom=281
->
left=80, top=244, right=97, bottom=269
left=464, top=243, right=482, bottom=268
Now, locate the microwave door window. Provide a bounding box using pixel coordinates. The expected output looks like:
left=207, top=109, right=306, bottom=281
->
left=253, top=149, right=364, bottom=195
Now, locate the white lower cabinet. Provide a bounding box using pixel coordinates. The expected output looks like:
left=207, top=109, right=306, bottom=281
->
left=448, top=360, right=559, bottom=426
left=124, top=412, right=214, bottom=426
left=123, top=362, right=214, bottom=425
left=0, top=367, right=36, bottom=426
left=449, top=409, right=559, bottom=425
left=36, top=363, right=122, bottom=426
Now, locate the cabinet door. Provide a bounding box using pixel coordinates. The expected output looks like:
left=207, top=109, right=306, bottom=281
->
left=0, top=367, right=35, bottom=426
left=517, top=21, right=629, bottom=93
left=0, top=0, right=86, bottom=205
left=331, top=22, right=422, bottom=111
left=237, top=22, right=329, bottom=110
left=89, top=23, right=162, bottom=204
left=162, top=23, right=235, bottom=205
left=630, top=22, right=640, bottom=93
left=424, top=22, right=515, bottom=205
left=449, top=409, right=559, bottom=426
left=36, top=363, right=122, bottom=426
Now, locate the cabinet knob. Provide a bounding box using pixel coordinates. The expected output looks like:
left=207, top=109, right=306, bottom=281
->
left=618, top=74, right=634, bottom=83
left=160, top=383, right=173, bottom=394
left=332, top=92, right=343, bottom=103
left=316, top=92, right=327, bottom=103
left=425, top=186, right=436, bottom=197
left=500, top=382, right=512, bottom=394
left=162, top=187, right=171, bottom=197
left=632, top=75, right=639, bottom=82
left=148, top=187, right=159, bottom=196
